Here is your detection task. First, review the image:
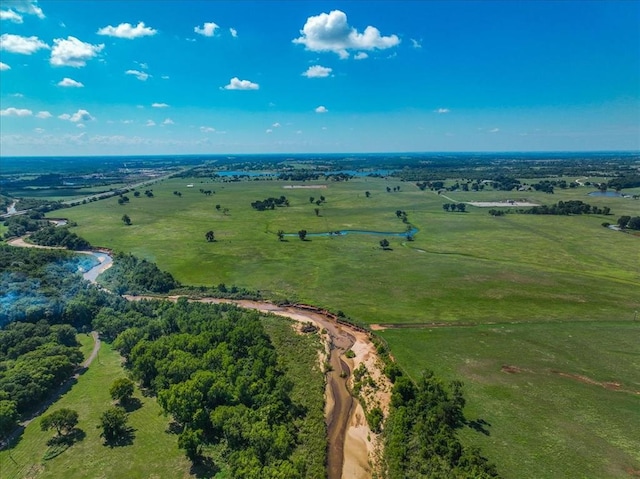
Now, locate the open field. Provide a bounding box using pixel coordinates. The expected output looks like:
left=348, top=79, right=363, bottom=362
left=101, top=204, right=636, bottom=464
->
left=0, top=339, right=192, bottom=479
left=381, top=321, right=640, bottom=479
left=53, top=173, right=640, bottom=477
left=63, top=176, right=640, bottom=326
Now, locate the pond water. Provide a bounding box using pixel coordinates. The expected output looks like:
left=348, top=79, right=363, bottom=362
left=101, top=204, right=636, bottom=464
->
left=587, top=191, right=623, bottom=197
left=285, top=227, right=418, bottom=238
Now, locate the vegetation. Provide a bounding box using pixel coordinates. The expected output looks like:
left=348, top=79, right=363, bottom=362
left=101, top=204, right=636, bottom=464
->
left=29, top=225, right=92, bottom=250
left=523, top=200, right=611, bottom=215
left=40, top=408, right=79, bottom=437
left=97, top=253, right=179, bottom=295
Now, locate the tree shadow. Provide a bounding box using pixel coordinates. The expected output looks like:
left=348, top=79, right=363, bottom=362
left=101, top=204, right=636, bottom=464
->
left=467, top=418, right=491, bottom=436
left=190, top=456, right=219, bottom=479
left=104, top=426, right=136, bottom=447
left=121, top=397, right=142, bottom=413
left=43, top=428, right=86, bottom=460
left=166, top=420, right=183, bottom=435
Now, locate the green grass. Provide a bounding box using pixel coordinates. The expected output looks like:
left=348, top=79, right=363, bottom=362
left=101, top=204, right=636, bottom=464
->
left=0, top=340, right=192, bottom=479
left=63, top=177, right=640, bottom=326
left=381, top=321, right=640, bottom=479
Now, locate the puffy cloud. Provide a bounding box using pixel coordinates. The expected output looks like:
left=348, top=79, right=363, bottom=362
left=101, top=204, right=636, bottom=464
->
left=57, top=77, right=84, bottom=87
left=223, top=77, right=259, bottom=90
left=411, top=39, right=422, bottom=49
left=315, top=105, right=328, bottom=113
left=151, top=102, right=169, bottom=108
left=146, top=120, right=155, bottom=127
left=272, top=122, right=281, bottom=128
left=353, top=52, right=368, bottom=60
left=58, top=109, right=94, bottom=122
left=436, top=108, right=450, bottom=114
left=36, top=110, right=51, bottom=118
left=76, top=123, right=85, bottom=128
left=0, top=1, right=44, bottom=22
left=50, top=36, right=103, bottom=67
left=489, top=128, right=500, bottom=133
left=162, top=118, right=174, bottom=125
left=0, top=61, right=10, bottom=70
left=229, top=27, right=238, bottom=38
left=0, top=33, right=48, bottom=54
left=161, top=75, right=170, bottom=80
left=265, top=129, right=273, bottom=134
left=194, top=22, right=218, bottom=37
left=293, top=10, right=400, bottom=59
left=302, top=65, right=332, bottom=78
left=125, top=69, right=150, bottom=81
left=200, top=126, right=215, bottom=133
left=97, top=21, right=157, bottom=39
left=0, top=9, right=23, bottom=23
left=1, top=107, right=32, bottom=116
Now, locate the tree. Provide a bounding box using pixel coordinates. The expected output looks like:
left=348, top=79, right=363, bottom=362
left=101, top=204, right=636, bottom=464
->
left=314, top=208, right=320, bottom=217
left=122, top=214, right=131, bottom=226
left=617, top=216, right=631, bottom=228
left=457, top=203, right=466, bottom=212
left=178, top=428, right=204, bottom=461
left=365, top=191, right=371, bottom=198
left=215, top=204, right=221, bottom=211
left=309, top=196, right=315, bottom=203
left=40, top=408, right=79, bottom=437
left=205, top=230, right=215, bottom=242
left=298, top=229, right=307, bottom=241
left=276, top=230, right=285, bottom=241
left=110, top=378, right=135, bottom=405
left=0, top=400, right=18, bottom=440
left=628, top=217, right=640, bottom=230
left=98, top=406, right=129, bottom=443
left=380, top=239, right=390, bottom=250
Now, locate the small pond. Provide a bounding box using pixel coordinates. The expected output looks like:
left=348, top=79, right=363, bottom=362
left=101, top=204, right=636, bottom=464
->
left=588, top=191, right=623, bottom=197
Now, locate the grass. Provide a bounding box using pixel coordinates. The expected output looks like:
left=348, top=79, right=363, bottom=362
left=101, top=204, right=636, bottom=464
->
left=0, top=338, right=192, bottom=479
left=63, top=177, right=640, bottom=326
left=261, top=315, right=327, bottom=478
left=381, top=321, right=640, bottom=479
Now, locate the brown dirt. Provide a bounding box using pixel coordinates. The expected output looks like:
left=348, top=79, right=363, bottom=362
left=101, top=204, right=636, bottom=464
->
left=551, top=370, right=640, bottom=395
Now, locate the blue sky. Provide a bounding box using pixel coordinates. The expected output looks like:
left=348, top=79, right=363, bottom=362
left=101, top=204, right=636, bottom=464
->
left=0, top=0, right=638, bottom=156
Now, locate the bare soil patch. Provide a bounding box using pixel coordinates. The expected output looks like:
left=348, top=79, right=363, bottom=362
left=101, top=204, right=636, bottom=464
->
left=283, top=184, right=328, bottom=189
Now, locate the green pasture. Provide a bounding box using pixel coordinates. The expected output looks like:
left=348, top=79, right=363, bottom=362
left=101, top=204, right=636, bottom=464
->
left=62, top=176, right=639, bottom=325
left=0, top=336, right=192, bottom=479
left=381, top=321, right=640, bottom=479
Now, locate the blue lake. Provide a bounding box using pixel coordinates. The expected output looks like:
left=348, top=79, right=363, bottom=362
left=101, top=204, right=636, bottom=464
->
left=587, top=191, right=623, bottom=197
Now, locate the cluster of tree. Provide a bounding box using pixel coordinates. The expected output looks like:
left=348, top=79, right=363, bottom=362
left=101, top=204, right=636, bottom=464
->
left=488, top=209, right=506, bottom=217
left=277, top=171, right=322, bottom=181
left=3, top=211, right=48, bottom=238
left=205, top=230, right=215, bottom=242
left=97, top=253, right=179, bottom=295
left=616, top=216, right=640, bottom=230
left=198, top=188, right=214, bottom=195
left=383, top=370, right=500, bottom=478
left=251, top=196, right=289, bottom=210
left=111, top=300, right=309, bottom=476
left=608, top=175, right=640, bottom=190
left=386, top=186, right=401, bottom=192
left=524, top=200, right=610, bottom=216
left=442, top=203, right=467, bottom=212
left=531, top=180, right=555, bottom=194
left=117, top=195, right=130, bottom=205
left=0, top=321, right=83, bottom=437
left=28, top=226, right=91, bottom=250
left=144, top=189, right=154, bottom=198
left=309, top=195, right=326, bottom=206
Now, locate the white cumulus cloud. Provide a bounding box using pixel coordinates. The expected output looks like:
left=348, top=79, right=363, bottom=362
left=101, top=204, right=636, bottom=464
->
left=0, top=33, right=48, bottom=54
left=315, top=105, right=328, bottom=113
left=36, top=110, right=51, bottom=119
left=489, top=128, right=500, bottom=133
left=229, top=27, right=238, bottom=38
left=97, top=21, right=157, bottom=39
left=354, top=52, right=368, bottom=60
left=0, top=61, right=10, bottom=70
left=125, top=69, right=150, bottom=81
left=1, top=107, right=32, bottom=116
left=436, top=108, right=450, bottom=114
left=223, top=77, right=259, bottom=90
left=50, top=36, right=103, bottom=67
left=266, top=129, right=273, bottom=134
left=58, top=109, right=94, bottom=122
left=272, top=122, right=281, bottom=128
left=194, top=22, right=218, bottom=37
left=200, top=126, right=215, bottom=133
left=151, top=102, right=169, bottom=108
left=0, top=9, right=23, bottom=23
left=302, top=65, right=332, bottom=78
left=411, top=39, right=422, bottom=49
left=146, top=120, right=155, bottom=127
left=162, top=118, right=174, bottom=125
left=57, top=77, right=84, bottom=87
left=293, top=10, right=400, bottom=59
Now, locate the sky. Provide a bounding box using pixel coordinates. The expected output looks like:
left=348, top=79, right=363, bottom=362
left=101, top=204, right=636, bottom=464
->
left=0, top=0, right=638, bottom=156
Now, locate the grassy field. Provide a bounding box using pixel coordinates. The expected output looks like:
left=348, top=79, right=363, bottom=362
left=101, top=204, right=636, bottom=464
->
left=0, top=337, right=192, bottom=479
left=64, top=176, right=640, bottom=325
left=45, top=174, right=640, bottom=478
left=381, top=321, right=640, bottom=479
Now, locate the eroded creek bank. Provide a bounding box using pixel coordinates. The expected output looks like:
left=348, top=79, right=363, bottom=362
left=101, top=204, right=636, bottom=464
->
left=126, top=296, right=391, bottom=479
